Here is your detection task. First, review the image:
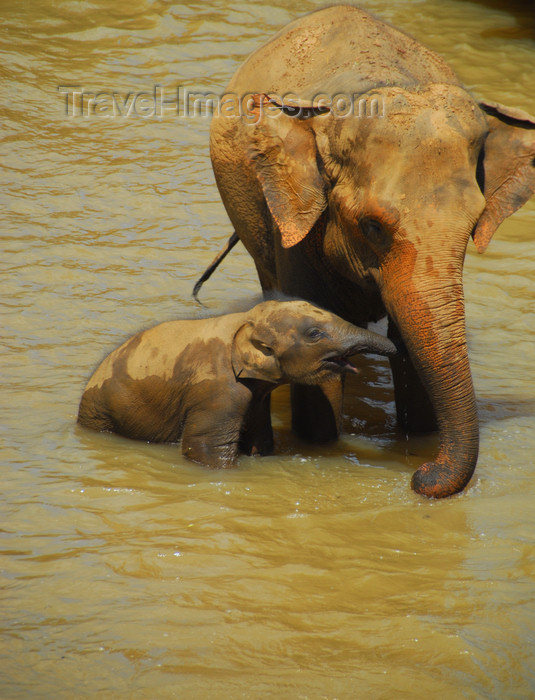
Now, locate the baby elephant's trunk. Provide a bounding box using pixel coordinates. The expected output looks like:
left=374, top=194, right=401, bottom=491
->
left=344, top=324, right=398, bottom=357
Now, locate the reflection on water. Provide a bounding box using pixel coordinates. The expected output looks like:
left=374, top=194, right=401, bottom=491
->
left=1, top=0, right=534, bottom=697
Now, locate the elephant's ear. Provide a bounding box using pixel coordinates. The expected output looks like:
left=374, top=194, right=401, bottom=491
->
left=473, top=100, right=535, bottom=253
left=231, top=321, right=282, bottom=383
left=248, top=94, right=328, bottom=248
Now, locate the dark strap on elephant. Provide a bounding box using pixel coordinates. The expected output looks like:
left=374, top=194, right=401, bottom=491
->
left=193, top=231, right=240, bottom=303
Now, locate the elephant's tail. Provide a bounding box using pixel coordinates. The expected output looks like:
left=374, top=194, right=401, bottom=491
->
left=192, top=231, right=240, bottom=303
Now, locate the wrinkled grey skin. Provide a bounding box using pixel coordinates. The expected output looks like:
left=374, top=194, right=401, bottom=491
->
left=78, top=300, right=396, bottom=467
left=208, top=5, right=535, bottom=496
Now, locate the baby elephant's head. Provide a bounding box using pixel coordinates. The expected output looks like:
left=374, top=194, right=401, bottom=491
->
left=232, top=300, right=397, bottom=385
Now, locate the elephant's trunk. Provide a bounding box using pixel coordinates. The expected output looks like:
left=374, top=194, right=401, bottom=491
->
left=343, top=325, right=398, bottom=358
left=382, top=261, right=479, bottom=498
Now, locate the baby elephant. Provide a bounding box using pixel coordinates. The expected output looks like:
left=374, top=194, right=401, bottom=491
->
left=78, top=300, right=396, bottom=467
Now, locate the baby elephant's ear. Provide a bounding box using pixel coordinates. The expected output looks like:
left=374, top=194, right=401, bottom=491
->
left=231, top=322, right=282, bottom=383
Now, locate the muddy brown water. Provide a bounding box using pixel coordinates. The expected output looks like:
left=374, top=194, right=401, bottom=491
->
left=1, top=0, right=534, bottom=697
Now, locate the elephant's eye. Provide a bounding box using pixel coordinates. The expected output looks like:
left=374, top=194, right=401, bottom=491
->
left=360, top=218, right=390, bottom=250
left=304, top=327, right=326, bottom=342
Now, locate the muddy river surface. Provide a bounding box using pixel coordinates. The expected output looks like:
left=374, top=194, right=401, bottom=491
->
left=2, top=0, right=535, bottom=697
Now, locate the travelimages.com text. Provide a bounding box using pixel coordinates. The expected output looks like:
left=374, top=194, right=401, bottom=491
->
left=58, top=86, right=387, bottom=121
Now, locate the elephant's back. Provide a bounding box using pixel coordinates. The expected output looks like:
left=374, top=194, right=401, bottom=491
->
left=227, top=5, right=459, bottom=98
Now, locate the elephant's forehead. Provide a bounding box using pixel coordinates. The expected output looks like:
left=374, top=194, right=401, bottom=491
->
left=263, top=301, right=330, bottom=323
left=264, top=310, right=334, bottom=336
left=384, top=86, right=486, bottom=137
left=341, top=103, right=485, bottom=164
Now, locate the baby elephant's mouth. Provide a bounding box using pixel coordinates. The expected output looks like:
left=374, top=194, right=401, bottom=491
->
left=323, top=354, right=360, bottom=374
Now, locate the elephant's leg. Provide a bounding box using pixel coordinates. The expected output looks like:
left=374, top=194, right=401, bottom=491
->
left=291, top=379, right=344, bottom=443
left=387, top=316, right=438, bottom=433
left=181, top=417, right=241, bottom=468
left=239, top=394, right=274, bottom=456
left=181, top=391, right=250, bottom=467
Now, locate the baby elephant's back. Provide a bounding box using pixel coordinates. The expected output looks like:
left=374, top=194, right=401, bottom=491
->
left=77, top=316, right=236, bottom=442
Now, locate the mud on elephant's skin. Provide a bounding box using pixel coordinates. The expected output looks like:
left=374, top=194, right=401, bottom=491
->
left=203, top=5, right=535, bottom=497
left=78, top=300, right=396, bottom=467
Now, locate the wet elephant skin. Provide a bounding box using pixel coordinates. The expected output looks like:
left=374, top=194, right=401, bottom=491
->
left=208, top=5, right=535, bottom=497
left=78, top=300, right=397, bottom=467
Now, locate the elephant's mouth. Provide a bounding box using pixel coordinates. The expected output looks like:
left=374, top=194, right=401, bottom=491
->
left=322, top=354, right=359, bottom=374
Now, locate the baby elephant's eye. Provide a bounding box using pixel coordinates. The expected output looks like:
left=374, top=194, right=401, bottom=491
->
left=304, top=327, right=326, bottom=342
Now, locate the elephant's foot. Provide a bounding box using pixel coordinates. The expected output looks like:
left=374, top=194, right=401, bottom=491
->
left=242, top=432, right=274, bottom=457
left=247, top=443, right=274, bottom=456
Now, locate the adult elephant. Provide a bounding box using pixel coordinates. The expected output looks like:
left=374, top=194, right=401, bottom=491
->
left=207, top=5, right=535, bottom=497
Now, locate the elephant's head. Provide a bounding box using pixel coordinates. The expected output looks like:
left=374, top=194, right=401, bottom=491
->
left=248, top=85, right=535, bottom=496
left=231, top=300, right=397, bottom=385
